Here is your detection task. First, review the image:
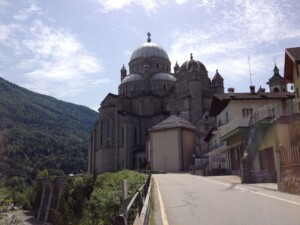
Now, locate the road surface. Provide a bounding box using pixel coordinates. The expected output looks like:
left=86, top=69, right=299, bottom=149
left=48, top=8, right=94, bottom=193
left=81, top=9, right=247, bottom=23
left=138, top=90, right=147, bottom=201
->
left=153, top=173, right=300, bottom=225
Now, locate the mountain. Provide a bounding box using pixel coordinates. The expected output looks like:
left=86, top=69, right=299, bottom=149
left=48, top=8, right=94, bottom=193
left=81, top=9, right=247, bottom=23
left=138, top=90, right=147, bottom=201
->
left=0, top=77, right=98, bottom=184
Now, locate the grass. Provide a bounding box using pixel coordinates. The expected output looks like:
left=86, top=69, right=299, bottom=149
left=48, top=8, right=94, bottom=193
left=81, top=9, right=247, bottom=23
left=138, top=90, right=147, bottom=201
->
left=149, top=178, right=155, bottom=225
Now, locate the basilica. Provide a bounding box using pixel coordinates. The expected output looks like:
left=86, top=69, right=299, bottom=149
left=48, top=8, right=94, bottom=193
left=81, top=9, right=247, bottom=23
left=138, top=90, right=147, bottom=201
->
left=88, top=33, right=224, bottom=173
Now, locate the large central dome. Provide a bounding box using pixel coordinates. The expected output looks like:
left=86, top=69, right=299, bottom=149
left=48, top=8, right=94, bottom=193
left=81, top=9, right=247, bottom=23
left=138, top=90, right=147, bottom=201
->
left=130, top=42, right=170, bottom=62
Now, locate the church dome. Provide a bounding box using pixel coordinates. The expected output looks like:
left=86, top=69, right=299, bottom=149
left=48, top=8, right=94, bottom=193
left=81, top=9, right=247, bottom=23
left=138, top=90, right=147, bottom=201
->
left=130, top=42, right=170, bottom=62
left=180, top=53, right=207, bottom=72
left=121, top=73, right=144, bottom=84
left=150, top=72, right=176, bottom=82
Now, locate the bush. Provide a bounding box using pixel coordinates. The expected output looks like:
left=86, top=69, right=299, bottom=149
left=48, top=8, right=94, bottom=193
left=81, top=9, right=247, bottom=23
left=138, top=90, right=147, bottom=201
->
left=52, top=174, right=94, bottom=225
left=80, top=170, right=146, bottom=225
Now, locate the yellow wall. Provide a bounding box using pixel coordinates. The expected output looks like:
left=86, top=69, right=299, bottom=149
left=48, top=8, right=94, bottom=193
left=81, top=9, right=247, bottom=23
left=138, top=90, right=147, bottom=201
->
left=254, top=124, right=291, bottom=171
left=151, top=129, right=180, bottom=171
left=150, top=127, right=196, bottom=171
left=182, top=129, right=196, bottom=170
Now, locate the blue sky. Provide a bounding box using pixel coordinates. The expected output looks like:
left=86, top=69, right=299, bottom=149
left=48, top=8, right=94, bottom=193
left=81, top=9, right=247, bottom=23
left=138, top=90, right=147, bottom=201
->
left=1, top=0, right=299, bottom=111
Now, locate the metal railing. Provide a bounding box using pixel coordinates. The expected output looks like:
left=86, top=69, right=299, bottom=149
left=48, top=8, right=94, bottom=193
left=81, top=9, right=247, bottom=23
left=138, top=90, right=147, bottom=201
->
left=116, top=173, right=152, bottom=225
left=280, top=145, right=300, bottom=167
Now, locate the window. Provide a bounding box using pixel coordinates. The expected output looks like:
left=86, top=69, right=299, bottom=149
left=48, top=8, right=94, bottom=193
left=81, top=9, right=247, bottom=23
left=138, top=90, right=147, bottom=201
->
left=134, top=127, right=137, bottom=145
left=107, top=118, right=111, bottom=145
left=225, top=112, right=229, bottom=123
left=100, top=120, right=103, bottom=146
left=121, top=127, right=124, bottom=145
left=242, top=108, right=253, bottom=117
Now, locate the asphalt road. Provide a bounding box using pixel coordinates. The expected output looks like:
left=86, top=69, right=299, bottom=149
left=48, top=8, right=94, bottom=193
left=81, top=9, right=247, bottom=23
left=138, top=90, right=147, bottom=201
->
left=153, top=174, right=300, bottom=225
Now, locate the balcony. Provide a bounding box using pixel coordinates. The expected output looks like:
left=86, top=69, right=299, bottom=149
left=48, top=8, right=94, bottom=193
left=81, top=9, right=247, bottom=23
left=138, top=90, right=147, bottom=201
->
left=218, top=116, right=250, bottom=139
left=210, top=141, right=227, bottom=152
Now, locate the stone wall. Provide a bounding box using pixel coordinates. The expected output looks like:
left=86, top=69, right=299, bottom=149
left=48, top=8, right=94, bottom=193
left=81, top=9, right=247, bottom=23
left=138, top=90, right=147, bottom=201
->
left=279, top=165, right=300, bottom=194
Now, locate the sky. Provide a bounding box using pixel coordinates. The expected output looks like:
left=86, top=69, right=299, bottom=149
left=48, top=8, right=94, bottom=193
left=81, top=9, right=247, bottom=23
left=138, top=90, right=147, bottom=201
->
left=0, top=0, right=299, bottom=111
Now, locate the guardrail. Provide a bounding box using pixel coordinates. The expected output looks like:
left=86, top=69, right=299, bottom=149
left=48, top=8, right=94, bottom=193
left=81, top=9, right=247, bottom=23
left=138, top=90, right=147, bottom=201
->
left=116, top=173, right=152, bottom=225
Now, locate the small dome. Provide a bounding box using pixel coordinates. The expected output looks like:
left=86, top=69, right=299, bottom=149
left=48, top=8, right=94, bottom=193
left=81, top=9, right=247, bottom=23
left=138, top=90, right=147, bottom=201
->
left=180, top=53, right=207, bottom=72
left=130, top=42, right=170, bottom=62
left=121, top=74, right=144, bottom=84
left=150, top=72, right=176, bottom=82
left=212, top=70, right=223, bottom=81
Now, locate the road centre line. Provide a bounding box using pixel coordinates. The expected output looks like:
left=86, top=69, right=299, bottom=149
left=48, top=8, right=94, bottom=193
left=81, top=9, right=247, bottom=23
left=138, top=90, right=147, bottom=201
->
left=197, top=176, right=300, bottom=206
left=154, top=177, right=170, bottom=225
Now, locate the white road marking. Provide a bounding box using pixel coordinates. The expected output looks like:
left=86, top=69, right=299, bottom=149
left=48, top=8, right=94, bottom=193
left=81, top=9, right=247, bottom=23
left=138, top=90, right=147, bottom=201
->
left=196, top=176, right=231, bottom=187
left=154, top=177, right=170, bottom=225
left=250, top=191, right=300, bottom=206
left=194, top=175, right=300, bottom=206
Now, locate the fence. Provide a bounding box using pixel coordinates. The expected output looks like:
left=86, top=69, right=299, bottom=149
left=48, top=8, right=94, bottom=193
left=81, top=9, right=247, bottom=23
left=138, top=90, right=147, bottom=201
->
left=280, top=146, right=300, bottom=166
left=116, top=173, right=152, bottom=225
left=278, top=145, right=300, bottom=194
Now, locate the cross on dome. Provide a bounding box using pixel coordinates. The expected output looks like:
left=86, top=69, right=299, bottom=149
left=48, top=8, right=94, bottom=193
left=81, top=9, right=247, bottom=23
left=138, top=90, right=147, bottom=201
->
left=147, top=32, right=151, bottom=42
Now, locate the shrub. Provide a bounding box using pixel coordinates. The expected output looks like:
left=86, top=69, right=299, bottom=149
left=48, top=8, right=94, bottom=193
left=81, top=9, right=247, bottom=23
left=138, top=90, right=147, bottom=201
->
left=52, top=174, right=94, bottom=225
left=80, top=170, right=146, bottom=225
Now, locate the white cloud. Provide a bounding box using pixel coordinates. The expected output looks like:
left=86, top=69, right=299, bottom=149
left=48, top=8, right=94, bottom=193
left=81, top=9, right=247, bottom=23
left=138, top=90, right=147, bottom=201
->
left=16, top=20, right=105, bottom=96
left=14, top=3, right=42, bottom=21
left=168, top=0, right=300, bottom=92
left=175, top=0, right=189, bottom=4
left=0, top=7, right=106, bottom=98
left=97, top=0, right=158, bottom=13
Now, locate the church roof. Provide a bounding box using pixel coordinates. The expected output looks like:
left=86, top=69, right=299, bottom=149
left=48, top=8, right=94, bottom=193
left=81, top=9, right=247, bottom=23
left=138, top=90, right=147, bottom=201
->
left=121, top=73, right=144, bottom=84
left=180, top=53, right=207, bottom=73
left=212, top=70, right=223, bottom=81
left=130, top=42, right=170, bottom=62
left=150, top=72, right=176, bottom=82
left=267, top=65, right=284, bottom=84
left=149, top=115, right=195, bottom=131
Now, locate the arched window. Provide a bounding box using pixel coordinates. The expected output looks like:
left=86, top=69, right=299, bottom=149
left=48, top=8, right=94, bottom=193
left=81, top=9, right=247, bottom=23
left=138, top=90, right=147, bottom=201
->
left=134, top=127, right=137, bottom=145
left=121, top=127, right=124, bottom=145
left=100, top=120, right=103, bottom=146
left=273, top=87, right=279, bottom=92
left=107, top=118, right=111, bottom=145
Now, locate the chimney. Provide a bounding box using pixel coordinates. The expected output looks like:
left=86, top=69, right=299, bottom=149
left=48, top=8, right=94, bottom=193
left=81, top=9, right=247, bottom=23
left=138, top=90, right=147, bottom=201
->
left=228, top=88, right=235, bottom=97
left=250, top=85, right=255, bottom=94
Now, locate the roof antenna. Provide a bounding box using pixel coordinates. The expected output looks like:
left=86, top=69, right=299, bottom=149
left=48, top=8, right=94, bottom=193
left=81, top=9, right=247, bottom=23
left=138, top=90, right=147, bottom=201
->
left=248, top=56, right=253, bottom=86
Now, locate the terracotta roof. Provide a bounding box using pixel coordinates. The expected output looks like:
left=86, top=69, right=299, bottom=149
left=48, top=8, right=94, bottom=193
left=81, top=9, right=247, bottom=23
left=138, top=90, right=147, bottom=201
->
left=286, top=47, right=300, bottom=62
left=284, top=47, right=300, bottom=82
left=149, top=115, right=195, bottom=131
left=209, top=92, right=294, bottom=116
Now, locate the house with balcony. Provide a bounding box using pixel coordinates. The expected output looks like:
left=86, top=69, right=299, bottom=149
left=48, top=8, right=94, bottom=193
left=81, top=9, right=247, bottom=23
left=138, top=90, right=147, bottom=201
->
left=205, top=65, right=295, bottom=177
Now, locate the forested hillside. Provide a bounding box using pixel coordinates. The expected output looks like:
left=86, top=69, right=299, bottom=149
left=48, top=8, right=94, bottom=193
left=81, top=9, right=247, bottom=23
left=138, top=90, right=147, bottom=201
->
left=0, top=77, right=98, bottom=185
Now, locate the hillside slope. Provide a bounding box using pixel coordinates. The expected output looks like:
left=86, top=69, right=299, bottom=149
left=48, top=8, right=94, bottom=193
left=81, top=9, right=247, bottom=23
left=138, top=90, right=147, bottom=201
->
left=0, top=77, right=98, bottom=183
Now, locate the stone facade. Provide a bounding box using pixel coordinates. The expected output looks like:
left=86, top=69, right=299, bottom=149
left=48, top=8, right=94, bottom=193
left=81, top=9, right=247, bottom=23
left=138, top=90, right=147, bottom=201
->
left=88, top=34, right=224, bottom=174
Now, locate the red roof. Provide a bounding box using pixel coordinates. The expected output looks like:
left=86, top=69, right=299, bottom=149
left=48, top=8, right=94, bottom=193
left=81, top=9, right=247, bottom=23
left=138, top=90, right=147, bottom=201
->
left=284, top=47, right=300, bottom=83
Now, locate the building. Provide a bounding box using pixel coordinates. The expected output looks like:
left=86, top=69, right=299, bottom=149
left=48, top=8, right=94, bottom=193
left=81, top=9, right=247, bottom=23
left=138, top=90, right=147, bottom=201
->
left=205, top=65, right=294, bottom=178
left=88, top=33, right=223, bottom=174
left=148, top=115, right=196, bottom=172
